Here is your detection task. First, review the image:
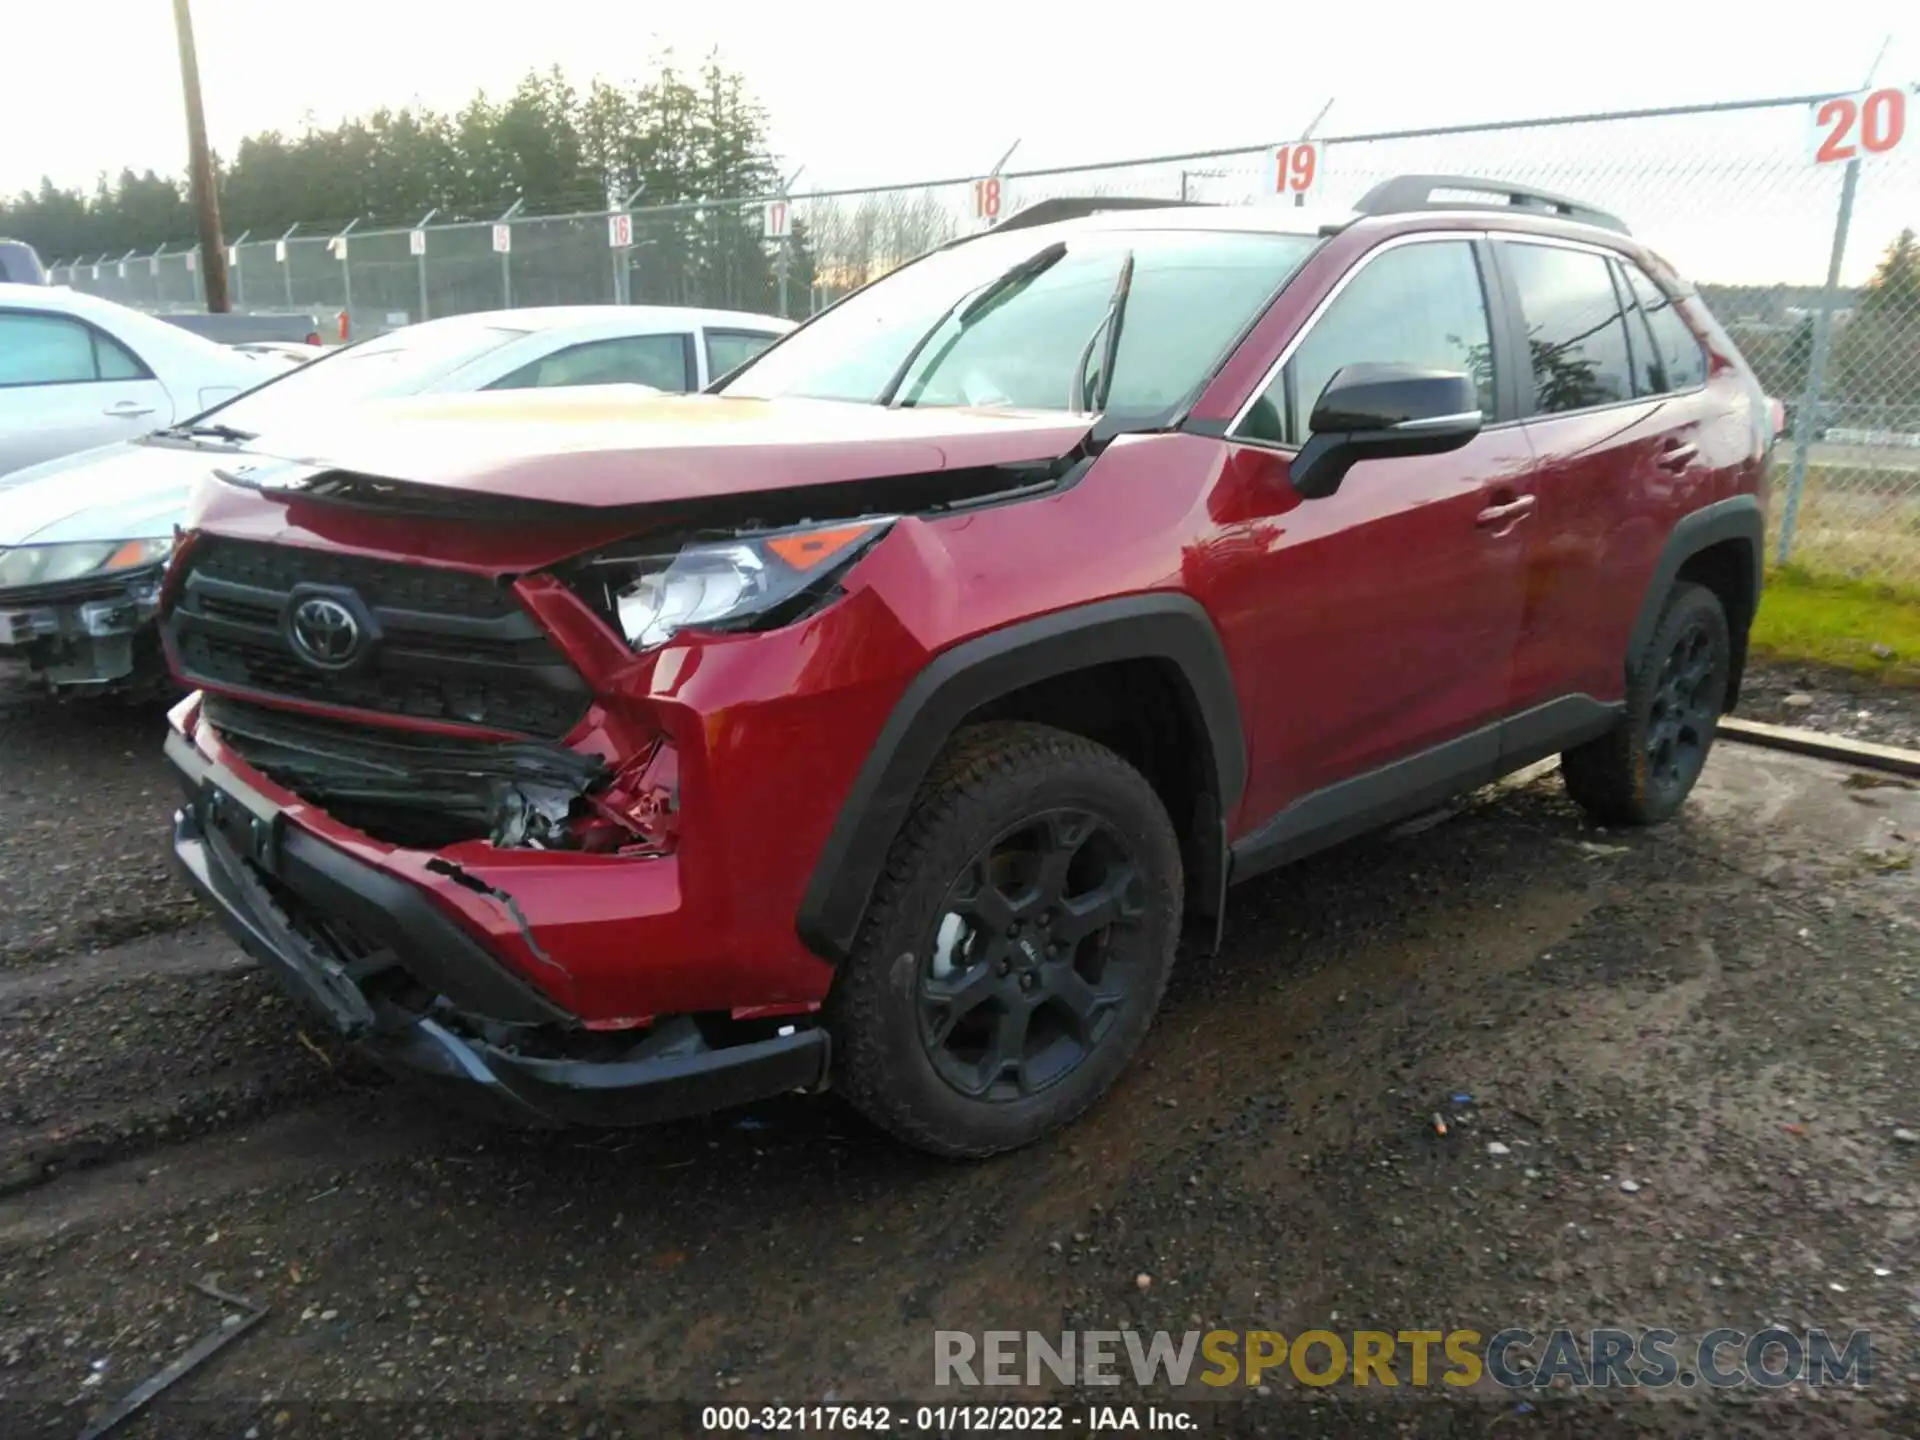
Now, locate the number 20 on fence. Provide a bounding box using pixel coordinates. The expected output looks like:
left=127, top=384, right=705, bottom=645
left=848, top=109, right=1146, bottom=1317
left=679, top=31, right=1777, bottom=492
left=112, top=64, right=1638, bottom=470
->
left=1810, top=86, right=1910, bottom=165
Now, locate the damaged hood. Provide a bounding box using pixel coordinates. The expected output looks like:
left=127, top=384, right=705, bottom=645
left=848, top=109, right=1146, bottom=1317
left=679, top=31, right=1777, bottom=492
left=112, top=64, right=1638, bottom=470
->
left=0, top=440, right=219, bottom=545
left=225, top=389, right=1096, bottom=507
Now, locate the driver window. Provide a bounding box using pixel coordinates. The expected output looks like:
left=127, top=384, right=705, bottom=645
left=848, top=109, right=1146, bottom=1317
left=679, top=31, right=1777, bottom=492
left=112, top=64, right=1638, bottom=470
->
left=1238, top=240, right=1494, bottom=446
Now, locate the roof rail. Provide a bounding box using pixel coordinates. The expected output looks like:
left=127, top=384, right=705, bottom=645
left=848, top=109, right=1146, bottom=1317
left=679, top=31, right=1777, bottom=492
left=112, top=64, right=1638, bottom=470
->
left=990, top=195, right=1208, bottom=235
left=1353, top=175, right=1629, bottom=235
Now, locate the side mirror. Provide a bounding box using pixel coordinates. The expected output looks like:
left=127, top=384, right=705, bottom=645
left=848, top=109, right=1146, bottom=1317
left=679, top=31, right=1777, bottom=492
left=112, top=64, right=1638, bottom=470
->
left=1291, top=363, right=1482, bottom=500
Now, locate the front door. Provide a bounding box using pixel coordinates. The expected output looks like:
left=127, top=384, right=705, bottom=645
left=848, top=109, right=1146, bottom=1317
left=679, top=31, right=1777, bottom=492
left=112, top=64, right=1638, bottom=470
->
left=1208, top=236, right=1534, bottom=833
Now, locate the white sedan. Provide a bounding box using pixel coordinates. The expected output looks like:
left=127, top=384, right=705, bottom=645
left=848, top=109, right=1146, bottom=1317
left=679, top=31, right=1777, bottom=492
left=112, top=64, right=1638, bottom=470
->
left=0, top=283, right=297, bottom=475
left=0, top=302, right=794, bottom=694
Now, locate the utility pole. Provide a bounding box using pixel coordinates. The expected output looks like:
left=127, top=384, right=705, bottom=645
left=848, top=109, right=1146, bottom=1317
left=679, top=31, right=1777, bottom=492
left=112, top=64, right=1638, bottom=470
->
left=171, top=0, right=230, bottom=311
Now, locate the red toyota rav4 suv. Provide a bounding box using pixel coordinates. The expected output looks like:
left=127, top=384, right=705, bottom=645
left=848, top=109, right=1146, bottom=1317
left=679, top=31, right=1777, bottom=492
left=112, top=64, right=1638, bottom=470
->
left=162, top=176, right=1773, bottom=1156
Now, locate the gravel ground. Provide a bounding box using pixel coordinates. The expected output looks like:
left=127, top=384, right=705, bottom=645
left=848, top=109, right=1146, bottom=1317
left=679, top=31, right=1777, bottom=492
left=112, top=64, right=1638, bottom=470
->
left=0, top=683, right=1917, bottom=1439
left=0, top=695, right=195, bottom=968
left=1741, top=658, right=1920, bottom=751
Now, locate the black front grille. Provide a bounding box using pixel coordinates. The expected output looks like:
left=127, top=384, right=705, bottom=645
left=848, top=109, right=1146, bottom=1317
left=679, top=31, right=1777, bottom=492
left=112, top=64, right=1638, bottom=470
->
left=166, top=537, right=591, bottom=738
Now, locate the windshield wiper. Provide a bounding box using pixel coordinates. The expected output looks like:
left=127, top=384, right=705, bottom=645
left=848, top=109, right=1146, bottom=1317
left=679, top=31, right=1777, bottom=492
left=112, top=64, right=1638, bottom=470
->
left=876, top=240, right=1069, bottom=407
left=1070, top=250, right=1136, bottom=414
left=152, top=421, right=258, bottom=443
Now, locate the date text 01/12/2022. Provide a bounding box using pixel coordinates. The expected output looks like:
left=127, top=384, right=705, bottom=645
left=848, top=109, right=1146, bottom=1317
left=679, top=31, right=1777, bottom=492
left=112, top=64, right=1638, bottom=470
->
left=699, top=1405, right=1196, bottom=1431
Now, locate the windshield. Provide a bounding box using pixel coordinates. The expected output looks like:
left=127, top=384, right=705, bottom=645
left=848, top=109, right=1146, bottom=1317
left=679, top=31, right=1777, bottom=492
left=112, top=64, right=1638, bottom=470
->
left=722, top=228, right=1321, bottom=423
left=174, top=319, right=530, bottom=434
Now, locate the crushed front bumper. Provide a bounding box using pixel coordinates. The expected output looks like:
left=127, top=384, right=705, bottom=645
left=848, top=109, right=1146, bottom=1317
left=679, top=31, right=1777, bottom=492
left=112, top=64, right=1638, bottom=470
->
left=166, top=729, right=830, bottom=1128
left=0, top=566, right=167, bottom=691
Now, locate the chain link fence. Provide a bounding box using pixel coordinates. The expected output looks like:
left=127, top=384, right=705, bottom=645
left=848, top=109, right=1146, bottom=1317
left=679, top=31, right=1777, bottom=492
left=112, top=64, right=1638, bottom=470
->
left=47, top=89, right=1920, bottom=587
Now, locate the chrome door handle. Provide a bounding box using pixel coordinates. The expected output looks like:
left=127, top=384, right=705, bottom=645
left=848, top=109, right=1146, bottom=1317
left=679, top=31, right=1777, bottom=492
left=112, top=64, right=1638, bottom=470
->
left=103, top=403, right=156, bottom=418
left=1475, top=495, right=1537, bottom=528
left=1656, top=442, right=1697, bottom=471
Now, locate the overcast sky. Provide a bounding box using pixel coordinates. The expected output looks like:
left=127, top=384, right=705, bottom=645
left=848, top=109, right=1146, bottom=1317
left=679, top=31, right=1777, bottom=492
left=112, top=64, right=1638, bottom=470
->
left=3, top=3, right=1911, bottom=283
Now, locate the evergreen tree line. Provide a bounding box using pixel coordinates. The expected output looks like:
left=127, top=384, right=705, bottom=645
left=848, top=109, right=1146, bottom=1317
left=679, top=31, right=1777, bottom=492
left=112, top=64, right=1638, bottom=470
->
left=0, top=57, right=784, bottom=256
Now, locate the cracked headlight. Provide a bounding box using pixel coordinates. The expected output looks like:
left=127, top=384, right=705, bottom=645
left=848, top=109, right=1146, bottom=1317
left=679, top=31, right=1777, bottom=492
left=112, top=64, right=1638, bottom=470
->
left=579, top=518, right=895, bottom=651
left=0, top=537, right=175, bottom=589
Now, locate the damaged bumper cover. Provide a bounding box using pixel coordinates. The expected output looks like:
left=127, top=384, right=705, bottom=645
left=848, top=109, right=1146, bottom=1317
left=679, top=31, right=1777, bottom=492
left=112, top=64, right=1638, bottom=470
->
left=164, top=725, right=829, bottom=1128
left=0, top=565, right=167, bottom=690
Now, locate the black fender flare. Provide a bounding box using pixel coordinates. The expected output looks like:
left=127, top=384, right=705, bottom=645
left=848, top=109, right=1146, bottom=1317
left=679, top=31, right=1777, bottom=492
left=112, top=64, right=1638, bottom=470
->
left=1626, top=494, right=1764, bottom=686
left=795, top=593, right=1248, bottom=963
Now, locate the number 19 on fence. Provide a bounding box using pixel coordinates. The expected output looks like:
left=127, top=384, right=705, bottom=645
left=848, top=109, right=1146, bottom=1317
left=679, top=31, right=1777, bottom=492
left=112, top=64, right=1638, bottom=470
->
left=1273, top=142, right=1319, bottom=195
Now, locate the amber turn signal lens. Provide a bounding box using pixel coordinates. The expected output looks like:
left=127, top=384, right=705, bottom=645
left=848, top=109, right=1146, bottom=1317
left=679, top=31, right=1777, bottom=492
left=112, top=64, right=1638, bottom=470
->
left=765, top=523, right=880, bottom=572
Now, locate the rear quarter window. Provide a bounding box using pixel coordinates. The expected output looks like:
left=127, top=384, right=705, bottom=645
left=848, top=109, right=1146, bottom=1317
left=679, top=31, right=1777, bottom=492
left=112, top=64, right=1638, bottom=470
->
left=1622, top=263, right=1708, bottom=392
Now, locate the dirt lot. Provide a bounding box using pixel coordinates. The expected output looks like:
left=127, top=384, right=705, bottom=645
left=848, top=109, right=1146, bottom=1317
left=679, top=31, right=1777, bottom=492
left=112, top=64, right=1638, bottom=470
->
left=2, top=667, right=1918, bottom=1439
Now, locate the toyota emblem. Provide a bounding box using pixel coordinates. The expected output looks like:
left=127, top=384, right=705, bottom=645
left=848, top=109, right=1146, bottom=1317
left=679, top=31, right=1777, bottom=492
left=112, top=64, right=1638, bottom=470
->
left=288, top=596, right=363, bottom=669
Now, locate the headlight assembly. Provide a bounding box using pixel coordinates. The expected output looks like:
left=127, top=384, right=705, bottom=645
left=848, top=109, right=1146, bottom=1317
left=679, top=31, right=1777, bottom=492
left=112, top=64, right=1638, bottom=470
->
left=575, top=518, right=894, bottom=651
left=0, top=537, right=175, bottom=590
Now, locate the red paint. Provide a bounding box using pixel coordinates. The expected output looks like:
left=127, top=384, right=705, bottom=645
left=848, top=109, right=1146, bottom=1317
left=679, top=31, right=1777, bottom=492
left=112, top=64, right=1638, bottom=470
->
left=166, top=208, right=1769, bottom=1030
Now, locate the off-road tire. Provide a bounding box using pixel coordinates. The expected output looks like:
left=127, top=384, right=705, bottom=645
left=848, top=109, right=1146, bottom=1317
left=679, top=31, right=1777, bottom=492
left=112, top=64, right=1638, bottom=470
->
left=1561, top=582, right=1731, bottom=826
left=826, top=722, right=1183, bottom=1158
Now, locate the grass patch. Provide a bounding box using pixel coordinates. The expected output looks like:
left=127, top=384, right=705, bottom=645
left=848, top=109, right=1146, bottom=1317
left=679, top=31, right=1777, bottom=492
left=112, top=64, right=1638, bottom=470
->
left=1751, top=565, right=1920, bottom=685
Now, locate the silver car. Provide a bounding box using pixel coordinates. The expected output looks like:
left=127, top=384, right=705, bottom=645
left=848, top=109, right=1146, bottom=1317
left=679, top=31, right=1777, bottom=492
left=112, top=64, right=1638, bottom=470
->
left=0, top=304, right=793, bottom=694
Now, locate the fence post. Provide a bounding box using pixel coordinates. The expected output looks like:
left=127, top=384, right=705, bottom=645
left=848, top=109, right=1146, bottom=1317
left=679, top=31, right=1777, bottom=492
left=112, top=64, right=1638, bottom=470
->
left=279, top=222, right=299, bottom=310
left=1776, top=156, right=1860, bottom=566
left=776, top=166, right=805, bottom=319
left=615, top=184, right=646, bottom=305
left=414, top=208, right=438, bottom=322
left=335, top=218, right=360, bottom=335
left=497, top=199, right=524, bottom=309
left=229, top=229, right=249, bottom=310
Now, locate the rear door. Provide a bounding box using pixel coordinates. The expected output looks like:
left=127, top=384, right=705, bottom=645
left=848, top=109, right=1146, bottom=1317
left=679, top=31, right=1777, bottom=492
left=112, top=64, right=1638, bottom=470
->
left=0, top=308, right=174, bottom=474
left=1217, top=235, right=1534, bottom=825
left=1496, top=239, right=1676, bottom=714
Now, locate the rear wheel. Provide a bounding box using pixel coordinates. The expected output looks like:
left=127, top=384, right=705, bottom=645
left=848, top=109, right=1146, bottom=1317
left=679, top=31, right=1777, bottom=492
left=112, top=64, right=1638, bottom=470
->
left=1561, top=581, right=1730, bottom=826
left=827, top=723, right=1182, bottom=1158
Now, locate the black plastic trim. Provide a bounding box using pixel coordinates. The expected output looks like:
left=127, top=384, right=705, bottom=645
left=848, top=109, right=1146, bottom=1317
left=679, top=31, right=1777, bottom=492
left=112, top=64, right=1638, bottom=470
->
left=382, top=1020, right=829, bottom=1129
left=171, top=768, right=829, bottom=1128
left=1229, top=694, right=1623, bottom=883
left=1231, top=723, right=1500, bottom=882
left=795, top=593, right=1247, bottom=963
left=1499, top=694, right=1623, bottom=769
left=1484, top=237, right=1536, bottom=421
left=167, top=728, right=575, bottom=1028
left=1473, top=235, right=1526, bottom=424
left=1626, top=495, right=1764, bottom=682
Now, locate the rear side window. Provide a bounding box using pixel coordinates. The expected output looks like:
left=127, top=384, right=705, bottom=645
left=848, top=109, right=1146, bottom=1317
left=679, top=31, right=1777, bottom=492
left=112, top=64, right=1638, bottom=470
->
left=1621, top=263, right=1707, bottom=392
left=491, top=334, right=694, bottom=392
left=705, top=329, right=780, bottom=383
left=1238, top=239, right=1494, bottom=446
left=1503, top=243, right=1635, bottom=415
left=0, top=311, right=150, bottom=387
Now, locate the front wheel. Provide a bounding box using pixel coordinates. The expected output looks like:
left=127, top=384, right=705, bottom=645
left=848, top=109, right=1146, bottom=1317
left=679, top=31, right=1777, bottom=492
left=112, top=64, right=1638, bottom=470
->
left=827, top=722, right=1183, bottom=1158
left=1561, top=581, right=1731, bottom=826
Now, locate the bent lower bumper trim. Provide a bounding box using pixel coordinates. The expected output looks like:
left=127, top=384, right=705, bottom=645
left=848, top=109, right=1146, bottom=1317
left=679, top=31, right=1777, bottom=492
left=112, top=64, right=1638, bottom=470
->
left=168, top=731, right=831, bottom=1129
